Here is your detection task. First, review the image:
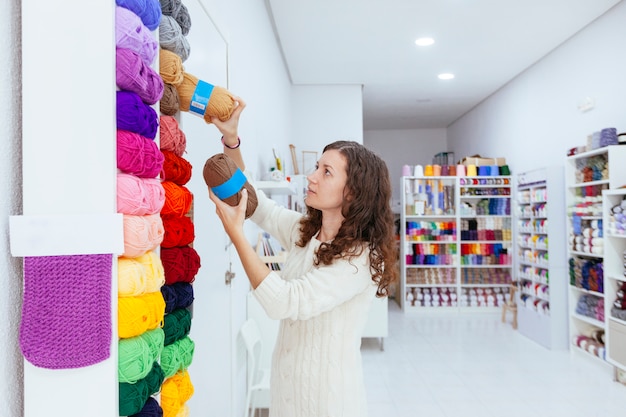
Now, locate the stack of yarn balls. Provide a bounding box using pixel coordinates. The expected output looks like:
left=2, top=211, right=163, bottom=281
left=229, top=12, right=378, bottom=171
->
left=115, top=1, right=168, bottom=416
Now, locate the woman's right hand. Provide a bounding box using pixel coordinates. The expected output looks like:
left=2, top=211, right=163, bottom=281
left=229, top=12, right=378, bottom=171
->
left=212, top=96, right=246, bottom=146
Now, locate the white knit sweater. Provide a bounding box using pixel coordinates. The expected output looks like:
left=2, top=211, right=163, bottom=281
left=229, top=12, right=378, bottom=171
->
left=250, top=191, right=377, bottom=417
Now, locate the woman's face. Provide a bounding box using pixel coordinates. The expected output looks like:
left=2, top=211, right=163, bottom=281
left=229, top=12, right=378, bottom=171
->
left=305, top=149, right=348, bottom=215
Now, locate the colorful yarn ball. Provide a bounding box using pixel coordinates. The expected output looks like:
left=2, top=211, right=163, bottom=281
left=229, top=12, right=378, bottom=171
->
left=161, top=181, right=193, bottom=217
left=176, top=71, right=237, bottom=123
left=160, top=246, right=201, bottom=285
left=161, top=214, right=195, bottom=248
left=161, top=370, right=194, bottom=417
left=118, top=251, right=165, bottom=297
left=161, top=282, right=194, bottom=313
left=159, top=0, right=191, bottom=35
left=159, top=49, right=184, bottom=86
left=122, top=213, right=165, bottom=258
left=160, top=115, right=187, bottom=156
left=116, top=48, right=164, bottom=105
left=163, top=308, right=192, bottom=346
left=159, top=15, right=190, bottom=62
left=115, top=6, right=158, bottom=66
left=203, top=153, right=258, bottom=218
left=117, top=91, right=159, bottom=140
left=117, top=130, right=165, bottom=178
left=117, top=173, right=165, bottom=216
left=161, top=150, right=192, bottom=185
left=118, top=290, right=166, bottom=339
left=160, top=335, right=195, bottom=378
left=118, top=328, right=164, bottom=384
left=160, top=83, right=180, bottom=116
left=116, top=0, right=162, bottom=31
left=119, top=362, right=165, bottom=416
left=129, top=397, right=163, bottom=417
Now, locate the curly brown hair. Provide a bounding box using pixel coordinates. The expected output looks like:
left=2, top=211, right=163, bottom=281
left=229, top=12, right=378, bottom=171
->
left=296, top=141, right=398, bottom=297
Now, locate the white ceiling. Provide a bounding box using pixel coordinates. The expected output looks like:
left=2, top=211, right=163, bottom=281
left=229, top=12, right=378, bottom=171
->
left=266, top=0, right=622, bottom=130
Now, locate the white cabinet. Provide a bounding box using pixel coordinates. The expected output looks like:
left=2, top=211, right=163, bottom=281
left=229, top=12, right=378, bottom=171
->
left=602, top=189, right=626, bottom=374
left=515, top=167, right=568, bottom=349
left=565, top=145, right=626, bottom=364
left=400, top=175, right=513, bottom=312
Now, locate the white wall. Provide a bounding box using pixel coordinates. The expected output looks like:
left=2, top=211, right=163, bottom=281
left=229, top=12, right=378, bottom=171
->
left=364, top=128, right=448, bottom=209
left=447, top=1, right=626, bottom=175
left=1, top=0, right=24, bottom=415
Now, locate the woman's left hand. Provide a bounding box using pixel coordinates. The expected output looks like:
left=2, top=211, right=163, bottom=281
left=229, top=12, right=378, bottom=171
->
left=209, top=187, right=249, bottom=239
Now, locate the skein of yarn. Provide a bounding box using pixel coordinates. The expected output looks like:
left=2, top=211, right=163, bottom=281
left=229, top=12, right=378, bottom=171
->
left=160, top=115, right=187, bottom=157
left=116, top=6, right=158, bottom=66
left=160, top=370, right=194, bottom=417
left=203, top=153, right=258, bottom=218
left=116, top=48, right=164, bottom=105
left=161, top=282, right=194, bottom=313
left=160, top=246, right=201, bottom=285
left=162, top=308, right=192, bottom=345
left=159, top=49, right=184, bottom=86
left=159, top=15, right=190, bottom=62
left=118, top=290, right=166, bottom=339
left=122, top=213, right=165, bottom=258
left=161, top=150, right=192, bottom=185
left=118, top=251, right=166, bottom=297
left=161, top=181, right=193, bottom=217
left=117, top=130, right=165, bottom=178
left=117, top=91, right=159, bottom=140
left=160, top=336, right=195, bottom=378
left=176, top=71, right=237, bottom=123
left=116, top=0, right=162, bottom=31
left=161, top=214, right=195, bottom=248
left=117, top=173, right=165, bottom=216
left=160, top=83, right=180, bottom=116
left=129, top=396, right=163, bottom=417
left=118, top=328, right=164, bottom=383
left=160, top=0, right=191, bottom=35
left=119, top=362, right=165, bottom=416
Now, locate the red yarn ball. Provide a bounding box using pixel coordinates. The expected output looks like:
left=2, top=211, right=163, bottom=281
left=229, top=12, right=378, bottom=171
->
left=160, top=246, right=201, bottom=285
left=161, top=214, right=195, bottom=248
left=161, top=150, right=192, bottom=185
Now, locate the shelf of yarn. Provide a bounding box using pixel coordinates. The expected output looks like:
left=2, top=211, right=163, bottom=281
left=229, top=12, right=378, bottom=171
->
left=400, top=174, right=513, bottom=312
left=515, top=167, right=568, bottom=349
left=566, top=144, right=626, bottom=363
left=602, top=189, right=626, bottom=372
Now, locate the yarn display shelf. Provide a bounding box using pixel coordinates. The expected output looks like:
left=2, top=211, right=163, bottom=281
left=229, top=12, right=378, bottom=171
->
left=253, top=180, right=295, bottom=195
left=570, top=250, right=603, bottom=258
left=572, top=312, right=604, bottom=328
left=570, top=285, right=604, bottom=297
left=405, top=214, right=456, bottom=219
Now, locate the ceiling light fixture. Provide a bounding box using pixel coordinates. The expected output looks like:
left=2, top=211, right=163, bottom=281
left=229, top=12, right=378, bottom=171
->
left=438, top=73, right=455, bottom=80
left=415, top=37, right=435, bottom=46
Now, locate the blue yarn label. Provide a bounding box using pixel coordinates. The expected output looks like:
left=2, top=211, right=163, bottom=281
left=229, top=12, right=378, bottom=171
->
left=190, top=80, right=214, bottom=117
left=211, top=168, right=247, bottom=200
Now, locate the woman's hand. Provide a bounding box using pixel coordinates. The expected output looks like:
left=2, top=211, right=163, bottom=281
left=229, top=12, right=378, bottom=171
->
left=212, top=96, right=246, bottom=145
left=208, top=187, right=249, bottom=239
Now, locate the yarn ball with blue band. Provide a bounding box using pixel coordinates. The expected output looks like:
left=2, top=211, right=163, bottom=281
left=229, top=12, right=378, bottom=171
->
left=203, top=153, right=258, bottom=218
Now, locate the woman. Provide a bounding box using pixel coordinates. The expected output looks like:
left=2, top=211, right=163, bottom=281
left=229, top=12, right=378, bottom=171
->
left=209, top=97, right=397, bottom=417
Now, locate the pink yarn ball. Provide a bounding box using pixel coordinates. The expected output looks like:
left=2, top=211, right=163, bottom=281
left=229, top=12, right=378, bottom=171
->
left=122, top=213, right=164, bottom=258
left=117, top=173, right=165, bottom=215
left=115, top=6, right=158, bottom=66
left=117, top=130, right=164, bottom=178
left=159, top=115, right=186, bottom=156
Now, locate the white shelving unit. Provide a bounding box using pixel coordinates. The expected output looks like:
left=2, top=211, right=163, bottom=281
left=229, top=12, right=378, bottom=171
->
left=400, top=175, right=513, bottom=312
left=602, top=189, right=626, bottom=377
left=515, top=167, right=568, bottom=349
left=565, top=145, right=626, bottom=365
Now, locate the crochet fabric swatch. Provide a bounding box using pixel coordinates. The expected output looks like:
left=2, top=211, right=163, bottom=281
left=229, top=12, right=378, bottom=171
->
left=20, top=254, right=113, bottom=369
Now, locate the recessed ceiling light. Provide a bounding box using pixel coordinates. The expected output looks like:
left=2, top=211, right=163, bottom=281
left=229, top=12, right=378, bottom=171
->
left=438, top=73, right=455, bottom=80
left=415, top=37, right=435, bottom=46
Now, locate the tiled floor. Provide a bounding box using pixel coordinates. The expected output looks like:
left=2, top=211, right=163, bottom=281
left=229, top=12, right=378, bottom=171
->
left=361, top=300, right=626, bottom=417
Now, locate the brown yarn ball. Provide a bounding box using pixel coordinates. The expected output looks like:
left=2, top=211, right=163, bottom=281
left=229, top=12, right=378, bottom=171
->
left=203, top=153, right=258, bottom=218
left=159, top=49, right=184, bottom=86
left=160, top=83, right=180, bottom=116
left=176, top=71, right=236, bottom=124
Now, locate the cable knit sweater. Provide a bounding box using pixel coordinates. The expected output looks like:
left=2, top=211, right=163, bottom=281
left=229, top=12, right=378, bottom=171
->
left=250, top=190, right=377, bottom=417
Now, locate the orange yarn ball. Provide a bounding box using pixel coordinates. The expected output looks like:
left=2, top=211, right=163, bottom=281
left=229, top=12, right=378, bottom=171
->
left=161, top=150, right=192, bottom=185
left=175, top=71, right=236, bottom=124
left=159, top=48, right=184, bottom=86
left=161, top=181, right=193, bottom=217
